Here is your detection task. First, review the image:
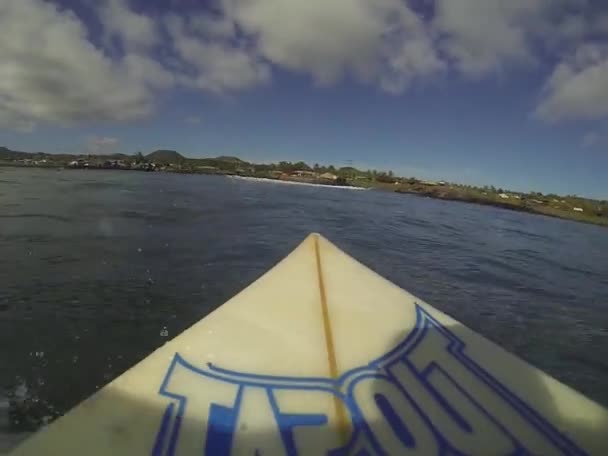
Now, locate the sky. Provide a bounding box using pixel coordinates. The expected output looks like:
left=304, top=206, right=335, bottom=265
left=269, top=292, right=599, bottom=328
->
left=0, top=0, right=607, bottom=198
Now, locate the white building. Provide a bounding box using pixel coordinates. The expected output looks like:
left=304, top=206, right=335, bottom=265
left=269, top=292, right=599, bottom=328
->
left=319, top=172, right=337, bottom=180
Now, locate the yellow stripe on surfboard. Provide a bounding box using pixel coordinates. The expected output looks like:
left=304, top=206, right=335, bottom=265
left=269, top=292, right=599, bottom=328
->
left=313, top=234, right=349, bottom=446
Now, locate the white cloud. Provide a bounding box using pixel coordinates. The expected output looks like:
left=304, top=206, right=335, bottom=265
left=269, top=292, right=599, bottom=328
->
left=1, top=0, right=606, bottom=132
left=433, top=0, right=548, bottom=76
left=86, top=136, right=120, bottom=154
left=166, top=14, right=271, bottom=92
left=123, top=54, right=174, bottom=89
left=189, top=14, right=237, bottom=40
left=222, top=0, right=444, bottom=91
left=0, top=0, right=172, bottom=131
left=429, top=0, right=608, bottom=123
left=99, top=0, right=159, bottom=51
left=223, top=0, right=390, bottom=85
left=582, top=131, right=601, bottom=147
left=379, top=7, right=446, bottom=93
left=535, top=44, right=608, bottom=121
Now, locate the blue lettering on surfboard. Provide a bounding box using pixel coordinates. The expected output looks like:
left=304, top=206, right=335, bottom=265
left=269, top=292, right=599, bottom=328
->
left=152, top=304, right=587, bottom=455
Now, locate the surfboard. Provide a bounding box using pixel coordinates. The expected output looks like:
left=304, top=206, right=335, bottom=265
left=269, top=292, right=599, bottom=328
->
left=9, top=233, right=608, bottom=455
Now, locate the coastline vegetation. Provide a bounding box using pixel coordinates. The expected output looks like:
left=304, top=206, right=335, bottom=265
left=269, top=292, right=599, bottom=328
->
left=1, top=146, right=606, bottom=227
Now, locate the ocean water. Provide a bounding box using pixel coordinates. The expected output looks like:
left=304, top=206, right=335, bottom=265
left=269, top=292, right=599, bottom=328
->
left=1, top=167, right=607, bottom=448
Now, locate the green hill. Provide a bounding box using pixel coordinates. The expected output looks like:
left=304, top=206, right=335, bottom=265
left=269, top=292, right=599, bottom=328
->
left=0, top=146, right=32, bottom=160
left=145, top=150, right=185, bottom=164
left=214, top=156, right=248, bottom=164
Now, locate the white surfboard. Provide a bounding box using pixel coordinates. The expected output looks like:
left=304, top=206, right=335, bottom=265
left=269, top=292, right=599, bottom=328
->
left=9, top=233, right=608, bottom=455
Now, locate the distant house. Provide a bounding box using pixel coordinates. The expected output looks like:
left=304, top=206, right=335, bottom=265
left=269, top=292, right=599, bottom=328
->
left=573, top=207, right=584, bottom=212
left=319, top=172, right=338, bottom=181
left=235, top=167, right=255, bottom=174
left=498, top=193, right=509, bottom=199
left=421, top=180, right=438, bottom=186
left=292, top=170, right=316, bottom=177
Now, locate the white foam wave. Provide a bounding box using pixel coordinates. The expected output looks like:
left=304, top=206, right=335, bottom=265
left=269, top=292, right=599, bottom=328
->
left=227, top=176, right=367, bottom=190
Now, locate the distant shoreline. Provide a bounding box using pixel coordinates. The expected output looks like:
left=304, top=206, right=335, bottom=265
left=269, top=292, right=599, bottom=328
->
left=2, top=163, right=606, bottom=228
left=392, top=187, right=608, bottom=228
left=1, top=147, right=606, bottom=228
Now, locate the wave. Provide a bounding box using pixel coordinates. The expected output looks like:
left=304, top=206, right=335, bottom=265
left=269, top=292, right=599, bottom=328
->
left=0, top=213, right=70, bottom=223
left=507, top=248, right=599, bottom=278
left=118, top=208, right=200, bottom=223
left=228, top=175, right=367, bottom=190
left=476, top=254, right=542, bottom=280
left=39, top=255, right=80, bottom=265
left=73, top=181, right=118, bottom=189
left=501, top=226, right=555, bottom=243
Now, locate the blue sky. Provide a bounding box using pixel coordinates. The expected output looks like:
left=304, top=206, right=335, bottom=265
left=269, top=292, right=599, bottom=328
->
left=1, top=0, right=607, bottom=198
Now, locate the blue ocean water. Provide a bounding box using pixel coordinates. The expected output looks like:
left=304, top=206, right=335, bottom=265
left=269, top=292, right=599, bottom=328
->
left=0, top=167, right=606, bottom=447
